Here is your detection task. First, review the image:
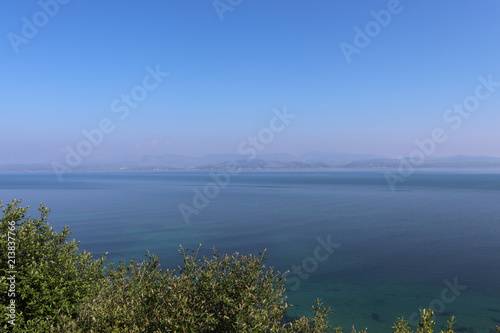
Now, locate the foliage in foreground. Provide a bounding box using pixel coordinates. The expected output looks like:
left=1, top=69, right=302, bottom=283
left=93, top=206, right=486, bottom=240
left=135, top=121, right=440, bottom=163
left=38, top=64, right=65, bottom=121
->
left=0, top=199, right=106, bottom=331
left=1, top=199, right=499, bottom=332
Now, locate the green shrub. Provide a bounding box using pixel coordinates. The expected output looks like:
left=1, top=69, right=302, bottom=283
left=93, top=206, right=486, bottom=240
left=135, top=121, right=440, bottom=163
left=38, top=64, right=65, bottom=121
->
left=77, top=246, right=337, bottom=332
left=0, top=199, right=106, bottom=332
left=78, top=247, right=285, bottom=332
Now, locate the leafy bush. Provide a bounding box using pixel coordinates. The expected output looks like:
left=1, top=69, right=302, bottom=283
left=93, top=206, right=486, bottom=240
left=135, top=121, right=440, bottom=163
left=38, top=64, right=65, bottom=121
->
left=0, top=199, right=106, bottom=332
left=1, top=199, right=499, bottom=332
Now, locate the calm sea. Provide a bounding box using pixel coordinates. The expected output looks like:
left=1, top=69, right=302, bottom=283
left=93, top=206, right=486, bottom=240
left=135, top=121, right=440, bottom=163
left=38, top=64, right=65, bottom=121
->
left=1, top=170, right=499, bottom=332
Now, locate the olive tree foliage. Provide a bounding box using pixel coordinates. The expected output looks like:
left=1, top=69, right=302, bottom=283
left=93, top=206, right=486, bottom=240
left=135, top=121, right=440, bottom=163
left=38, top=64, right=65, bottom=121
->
left=76, top=247, right=333, bottom=332
left=0, top=199, right=106, bottom=332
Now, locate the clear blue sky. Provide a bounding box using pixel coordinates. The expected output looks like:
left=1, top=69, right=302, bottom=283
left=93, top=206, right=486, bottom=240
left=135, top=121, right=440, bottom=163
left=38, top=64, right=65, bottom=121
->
left=1, top=0, right=499, bottom=164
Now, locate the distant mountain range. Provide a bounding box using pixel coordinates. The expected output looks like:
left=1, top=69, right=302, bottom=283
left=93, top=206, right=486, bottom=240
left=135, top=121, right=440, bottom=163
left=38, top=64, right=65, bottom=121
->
left=2, top=153, right=500, bottom=171
left=114, top=151, right=383, bottom=168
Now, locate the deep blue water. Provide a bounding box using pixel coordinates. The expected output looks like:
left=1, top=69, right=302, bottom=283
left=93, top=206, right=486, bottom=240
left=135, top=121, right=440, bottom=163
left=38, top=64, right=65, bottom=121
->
left=1, top=170, right=499, bottom=332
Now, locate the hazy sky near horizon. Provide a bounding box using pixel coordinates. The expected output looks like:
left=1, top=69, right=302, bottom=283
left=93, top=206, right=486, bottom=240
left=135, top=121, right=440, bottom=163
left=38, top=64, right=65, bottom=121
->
left=1, top=0, right=500, bottom=164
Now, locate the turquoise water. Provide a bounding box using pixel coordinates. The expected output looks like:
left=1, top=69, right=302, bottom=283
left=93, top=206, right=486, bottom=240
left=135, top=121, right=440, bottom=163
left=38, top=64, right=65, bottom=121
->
left=1, top=170, right=499, bottom=332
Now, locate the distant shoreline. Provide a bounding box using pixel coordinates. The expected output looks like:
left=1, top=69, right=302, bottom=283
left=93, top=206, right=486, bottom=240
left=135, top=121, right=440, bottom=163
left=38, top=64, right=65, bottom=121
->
left=4, top=154, right=500, bottom=173
left=3, top=165, right=500, bottom=173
